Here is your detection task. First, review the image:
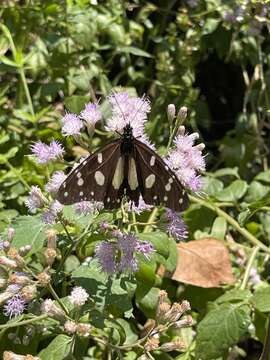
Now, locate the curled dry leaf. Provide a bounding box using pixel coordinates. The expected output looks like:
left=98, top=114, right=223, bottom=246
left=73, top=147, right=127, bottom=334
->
left=171, top=238, right=235, bottom=288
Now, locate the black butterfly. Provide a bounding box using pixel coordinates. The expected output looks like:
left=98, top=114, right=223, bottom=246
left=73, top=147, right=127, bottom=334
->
left=57, top=124, right=188, bottom=212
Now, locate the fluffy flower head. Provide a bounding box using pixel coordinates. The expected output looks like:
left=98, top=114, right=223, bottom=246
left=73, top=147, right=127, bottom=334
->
left=80, top=102, right=102, bottom=127
left=3, top=294, right=26, bottom=318
left=30, top=140, right=64, bottom=164
left=61, top=113, right=84, bottom=136
left=166, top=209, right=188, bottom=241
left=45, top=171, right=66, bottom=193
left=25, top=186, right=45, bottom=213
left=106, top=92, right=151, bottom=138
left=69, top=286, right=89, bottom=307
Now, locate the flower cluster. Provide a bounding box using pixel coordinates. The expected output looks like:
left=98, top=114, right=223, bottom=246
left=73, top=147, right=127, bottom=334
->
left=95, top=232, right=154, bottom=274
left=142, top=290, right=193, bottom=354
left=25, top=186, right=46, bottom=213
left=167, top=126, right=205, bottom=191
left=30, top=140, right=64, bottom=164
left=166, top=209, right=188, bottom=242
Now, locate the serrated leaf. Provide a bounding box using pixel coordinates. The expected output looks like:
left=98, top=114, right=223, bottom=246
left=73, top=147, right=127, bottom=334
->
left=11, top=215, right=47, bottom=254
left=215, top=289, right=252, bottom=304
left=196, top=303, right=251, bottom=359
left=251, top=286, right=270, bottom=313
left=215, top=180, right=248, bottom=202
left=39, top=334, right=71, bottom=360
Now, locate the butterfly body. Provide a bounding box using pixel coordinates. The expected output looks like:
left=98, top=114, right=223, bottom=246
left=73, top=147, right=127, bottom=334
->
left=57, top=124, right=188, bottom=211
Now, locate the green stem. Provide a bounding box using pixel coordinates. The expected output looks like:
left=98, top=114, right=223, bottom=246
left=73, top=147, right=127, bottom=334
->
left=47, top=282, right=69, bottom=315
left=0, top=314, right=48, bottom=330
left=18, top=67, right=35, bottom=116
left=189, top=195, right=270, bottom=254
left=260, top=316, right=270, bottom=360
left=240, top=246, right=260, bottom=290
left=144, top=207, right=158, bottom=233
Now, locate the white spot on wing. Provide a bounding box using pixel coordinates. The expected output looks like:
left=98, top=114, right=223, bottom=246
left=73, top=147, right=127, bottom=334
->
left=63, top=182, right=66, bottom=188
left=112, top=157, right=124, bottom=190
left=150, top=156, right=156, bottom=166
left=179, top=198, right=183, bottom=204
left=77, top=178, right=84, bottom=186
left=95, top=171, right=105, bottom=186
left=169, top=178, right=173, bottom=184
left=164, top=196, right=168, bottom=201
left=165, top=183, right=171, bottom=192
left=128, top=158, right=139, bottom=190
left=77, top=172, right=82, bottom=178
left=91, top=191, right=94, bottom=196
left=64, top=191, right=68, bottom=197
left=97, top=153, right=102, bottom=164
left=145, top=174, right=155, bottom=188
left=153, top=195, right=157, bottom=200
left=79, top=191, right=84, bottom=196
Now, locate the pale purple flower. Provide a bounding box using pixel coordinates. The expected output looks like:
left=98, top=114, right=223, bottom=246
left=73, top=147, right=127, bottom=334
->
left=128, top=196, right=152, bottom=214
left=167, top=127, right=205, bottom=192
left=42, top=200, right=63, bottom=225
left=136, top=241, right=155, bottom=260
left=25, top=186, right=45, bottom=213
left=166, top=209, right=188, bottom=242
left=4, top=294, right=26, bottom=318
left=249, top=267, right=261, bottom=285
left=80, top=103, right=102, bottom=127
left=69, top=286, right=89, bottom=307
left=45, top=171, right=67, bottom=193
left=106, top=92, right=150, bottom=137
left=74, top=201, right=103, bottom=215
left=62, top=113, right=84, bottom=136
left=95, top=242, right=117, bottom=274
left=117, top=233, right=139, bottom=272
left=30, top=140, right=65, bottom=164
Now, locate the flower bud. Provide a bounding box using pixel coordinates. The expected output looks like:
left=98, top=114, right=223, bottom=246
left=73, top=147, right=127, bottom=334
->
left=141, top=319, right=156, bottom=338
left=177, top=106, right=188, bottom=124
left=37, top=272, right=51, bottom=286
left=0, top=256, right=17, bottom=269
left=164, top=302, right=183, bottom=323
left=7, top=228, right=15, bottom=242
left=3, top=241, right=11, bottom=252
left=19, top=245, right=32, bottom=257
left=41, top=299, right=66, bottom=321
left=160, top=339, right=185, bottom=352
left=46, top=229, right=57, bottom=249
left=44, top=248, right=57, bottom=266
left=156, top=302, right=171, bottom=323
left=174, top=315, right=193, bottom=328
left=9, top=272, right=31, bottom=286
left=77, top=323, right=91, bottom=337
left=64, top=320, right=77, bottom=334
left=7, top=248, right=24, bottom=267
left=144, top=336, right=160, bottom=352
left=21, top=285, right=37, bottom=301
left=167, top=104, right=176, bottom=123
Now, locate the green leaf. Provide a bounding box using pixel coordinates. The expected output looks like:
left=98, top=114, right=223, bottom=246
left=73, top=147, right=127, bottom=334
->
left=202, top=177, right=224, bottom=196
left=39, top=335, right=72, bottom=360
left=215, top=289, right=251, bottom=304
left=202, top=18, right=220, bottom=35
left=64, top=95, right=90, bottom=113
left=215, top=180, right=248, bottom=202
left=72, top=260, right=136, bottom=317
left=136, top=286, right=160, bottom=318
left=251, top=285, right=270, bottom=313
left=196, top=303, right=251, bottom=359
left=11, top=215, right=47, bottom=254
left=119, top=46, right=153, bottom=58
left=212, top=168, right=240, bottom=179
left=255, top=170, right=270, bottom=183
left=0, top=147, right=18, bottom=164
left=210, top=216, right=227, bottom=240
left=245, top=181, right=270, bottom=202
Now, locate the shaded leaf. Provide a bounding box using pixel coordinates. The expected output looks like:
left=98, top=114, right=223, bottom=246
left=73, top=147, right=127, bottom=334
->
left=39, top=334, right=71, bottom=360
left=251, top=286, right=270, bottom=313
left=196, top=303, right=251, bottom=359
left=215, top=180, right=248, bottom=202
left=171, top=238, right=235, bottom=288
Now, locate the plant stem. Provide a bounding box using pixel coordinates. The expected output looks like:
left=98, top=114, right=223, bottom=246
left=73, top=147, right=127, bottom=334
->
left=47, top=282, right=69, bottom=315
left=260, top=316, right=270, bottom=360
left=144, top=207, right=158, bottom=233
left=240, top=246, right=259, bottom=290
left=0, top=314, right=48, bottom=330
left=19, top=67, right=35, bottom=116
left=189, top=195, right=270, bottom=254
left=6, top=160, right=30, bottom=190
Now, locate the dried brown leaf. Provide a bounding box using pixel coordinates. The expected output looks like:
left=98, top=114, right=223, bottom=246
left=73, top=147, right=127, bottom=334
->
left=171, top=238, right=235, bottom=288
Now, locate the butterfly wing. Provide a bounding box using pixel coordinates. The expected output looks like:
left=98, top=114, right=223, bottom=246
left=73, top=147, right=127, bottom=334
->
left=57, top=140, right=123, bottom=206
left=132, top=139, right=189, bottom=212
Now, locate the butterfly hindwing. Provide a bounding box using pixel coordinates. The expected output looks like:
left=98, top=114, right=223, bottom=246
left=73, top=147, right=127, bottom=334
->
left=133, top=139, right=189, bottom=212
left=57, top=140, right=122, bottom=205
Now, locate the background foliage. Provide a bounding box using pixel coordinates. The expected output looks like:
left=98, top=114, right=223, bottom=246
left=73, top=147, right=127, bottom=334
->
left=1, top=0, right=270, bottom=359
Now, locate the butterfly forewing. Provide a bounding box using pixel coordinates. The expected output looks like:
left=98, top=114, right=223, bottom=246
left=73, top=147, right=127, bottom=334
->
left=57, top=140, right=122, bottom=205
left=133, top=139, right=188, bottom=212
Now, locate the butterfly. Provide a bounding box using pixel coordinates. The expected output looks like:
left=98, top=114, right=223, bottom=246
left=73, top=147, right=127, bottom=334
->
left=57, top=124, right=188, bottom=211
